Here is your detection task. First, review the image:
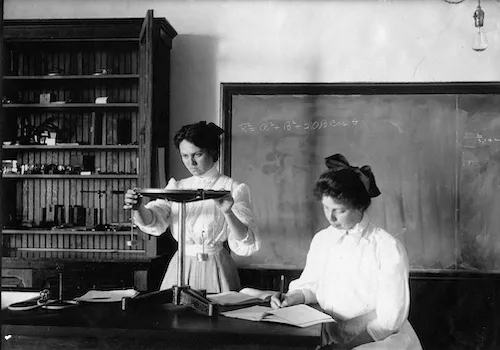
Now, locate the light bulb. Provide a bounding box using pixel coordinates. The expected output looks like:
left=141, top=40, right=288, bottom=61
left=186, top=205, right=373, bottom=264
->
left=472, top=27, right=488, bottom=51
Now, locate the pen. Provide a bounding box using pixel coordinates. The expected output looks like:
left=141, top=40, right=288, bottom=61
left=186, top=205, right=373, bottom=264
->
left=279, top=274, right=285, bottom=295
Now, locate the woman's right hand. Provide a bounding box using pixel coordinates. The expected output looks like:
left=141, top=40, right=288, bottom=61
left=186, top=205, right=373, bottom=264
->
left=270, top=291, right=303, bottom=309
left=123, top=188, right=142, bottom=210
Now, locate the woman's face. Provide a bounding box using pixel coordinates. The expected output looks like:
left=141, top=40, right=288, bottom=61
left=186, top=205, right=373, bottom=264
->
left=321, top=195, right=363, bottom=230
left=179, top=139, right=214, bottom=176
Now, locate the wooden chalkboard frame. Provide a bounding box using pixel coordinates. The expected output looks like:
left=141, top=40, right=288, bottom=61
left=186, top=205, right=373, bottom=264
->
left=221, top=82, right=500, bottom=176
left=220, top=82, right=500, bottom=273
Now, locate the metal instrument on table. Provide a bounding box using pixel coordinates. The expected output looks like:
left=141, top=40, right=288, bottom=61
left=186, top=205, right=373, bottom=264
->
left=42, top=272, right=78, bottom=310
left=122, top=188, right=230, bottom=317
left=8, top=272, right=77, bottom=311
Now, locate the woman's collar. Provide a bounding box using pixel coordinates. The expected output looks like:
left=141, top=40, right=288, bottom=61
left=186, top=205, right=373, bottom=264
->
left=195, top=164, right=219, bottom=179
left=347, top=214, right=369, bottom=237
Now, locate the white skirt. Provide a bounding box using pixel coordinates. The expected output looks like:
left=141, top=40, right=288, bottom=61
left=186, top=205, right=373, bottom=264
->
left=159, top=245, right=241, bottom=293
left=354, top=320, right=422, bottom=350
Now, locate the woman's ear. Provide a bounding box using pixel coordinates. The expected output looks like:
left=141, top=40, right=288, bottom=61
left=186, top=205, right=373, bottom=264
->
left=356, top=208, right=365, bottom=220
left=209, top=149, right=219, bottom=162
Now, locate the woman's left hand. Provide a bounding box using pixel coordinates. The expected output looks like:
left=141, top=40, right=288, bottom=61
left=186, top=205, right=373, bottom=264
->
left=214, top=192, right=234, bottom=214
left=320, top=311, right=376, bottom=347
left=321, top=321, right=359, bottom=346
left=336, top=319, right=361, bottom=343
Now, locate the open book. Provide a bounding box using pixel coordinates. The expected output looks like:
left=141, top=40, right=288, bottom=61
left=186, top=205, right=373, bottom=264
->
left=207, top=287, right=275, bottom=306
left=73, top=289, right=139, bottom=303
left=220, top=304, right=335, bottom=328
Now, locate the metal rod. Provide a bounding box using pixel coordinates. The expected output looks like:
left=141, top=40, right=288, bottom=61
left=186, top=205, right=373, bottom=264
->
left=126, top=209, right=136, bottom=247
left=59, top=272, right=63, bottom=300
left=178, top=201, right=186, bottom=287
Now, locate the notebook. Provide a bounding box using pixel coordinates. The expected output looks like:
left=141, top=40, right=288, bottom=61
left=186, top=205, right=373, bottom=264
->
left=220, top=304, right=336, bottom=328
left=207, top=287, right=276, bottom=306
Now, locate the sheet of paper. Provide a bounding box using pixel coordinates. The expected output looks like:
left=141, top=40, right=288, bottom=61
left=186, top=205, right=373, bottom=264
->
left=221, top=305, right=271, bottom=321
left=73, top=289, right=139, bottom=303
left=266, top=304, right=335, bottom=327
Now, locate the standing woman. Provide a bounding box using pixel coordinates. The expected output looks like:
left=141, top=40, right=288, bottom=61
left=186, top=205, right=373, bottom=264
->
left=271, top=154, right=422, bottom=350
left=124, top=121, right=260, bottom=293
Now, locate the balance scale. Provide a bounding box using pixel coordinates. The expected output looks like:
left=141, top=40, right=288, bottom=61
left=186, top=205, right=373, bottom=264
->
left=121, top=188, right=230, bottom=317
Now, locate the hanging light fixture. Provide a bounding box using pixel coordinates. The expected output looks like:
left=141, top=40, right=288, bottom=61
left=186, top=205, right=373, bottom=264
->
left=472, top=0, right=488, bottom=51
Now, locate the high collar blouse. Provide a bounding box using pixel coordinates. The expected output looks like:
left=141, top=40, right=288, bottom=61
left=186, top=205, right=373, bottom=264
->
left=134, top=165, right=260, bottom=256
left=288, top=215, right=410, bottom=342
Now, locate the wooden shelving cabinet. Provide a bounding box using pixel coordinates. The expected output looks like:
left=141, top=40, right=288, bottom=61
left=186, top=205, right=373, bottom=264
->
left=0, top=11, right=177, bottom=293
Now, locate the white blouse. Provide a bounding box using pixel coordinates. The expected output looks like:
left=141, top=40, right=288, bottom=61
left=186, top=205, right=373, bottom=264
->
left=288, top=215, right=410, bottom=342
left=133, top=165, right=260, bottom=256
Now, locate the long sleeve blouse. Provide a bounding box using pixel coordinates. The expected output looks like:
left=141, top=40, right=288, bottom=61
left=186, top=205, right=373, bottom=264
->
left=288, top=215, right=410, bottom=341
left=133, top=166, right=260, bottom=256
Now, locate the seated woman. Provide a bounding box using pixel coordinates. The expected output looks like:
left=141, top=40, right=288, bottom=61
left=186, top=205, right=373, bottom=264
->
left=271, top=154, right=422, bottom=350
left=124, top=121, right=260, bottom=293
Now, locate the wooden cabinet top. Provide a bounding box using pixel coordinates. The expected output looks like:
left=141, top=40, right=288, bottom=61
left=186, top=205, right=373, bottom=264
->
left=3, top=17, right=177, bottom=44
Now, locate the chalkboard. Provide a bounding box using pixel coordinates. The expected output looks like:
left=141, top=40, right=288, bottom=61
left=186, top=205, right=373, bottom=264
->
left=221, top=83, right=500, bottom=272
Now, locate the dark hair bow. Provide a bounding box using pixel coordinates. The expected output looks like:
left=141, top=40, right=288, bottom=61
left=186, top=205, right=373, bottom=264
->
left=197, top=121, right=224, bottom=137
left=324, top=154, right=381, bottom=198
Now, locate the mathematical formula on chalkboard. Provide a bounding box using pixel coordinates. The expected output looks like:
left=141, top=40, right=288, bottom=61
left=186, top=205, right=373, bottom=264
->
left=238, top=118, right=360, bottom=133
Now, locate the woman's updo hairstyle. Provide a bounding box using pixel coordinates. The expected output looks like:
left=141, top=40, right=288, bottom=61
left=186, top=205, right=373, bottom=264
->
left=174, top=121, right=224, bottom=162
left=313, top=154, right=380, bottom=212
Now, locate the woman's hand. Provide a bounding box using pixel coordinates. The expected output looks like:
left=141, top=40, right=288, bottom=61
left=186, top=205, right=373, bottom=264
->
left=320, top=311, right=376, bottom=348
left=123, top=188, right=142, bottom=210
left=336, top=320, right=362, bottom=344
left=270, top=290, right=305, bottom=309
left=213, top=190, right=249, bottom=241
left=214, top=192, right=234, bottom=214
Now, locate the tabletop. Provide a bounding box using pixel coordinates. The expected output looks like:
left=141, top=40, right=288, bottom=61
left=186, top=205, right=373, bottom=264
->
left=2, top=301, right=321, bottom=350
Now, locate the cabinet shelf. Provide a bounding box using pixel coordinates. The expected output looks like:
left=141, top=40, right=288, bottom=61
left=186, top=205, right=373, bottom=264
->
left=4, top=74, right=139, bottom=81
left=3, top=174, right=138, bottom=179
left=2, top=145, right=139, bottom=150
left=14, top=247, right=146, bottom=254
left=3, top=229, right=136, bottom=236
left=6, top=38, right=139, bottom=44
left=3, top=103, right=139, bottom=109
left=2, top=256, right=151, bottom=267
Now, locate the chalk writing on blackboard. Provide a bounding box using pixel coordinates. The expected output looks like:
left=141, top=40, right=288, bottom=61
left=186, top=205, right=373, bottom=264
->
left=463, top=131, right=500, bottom=148
left=238, top=118, right=360, bottom=133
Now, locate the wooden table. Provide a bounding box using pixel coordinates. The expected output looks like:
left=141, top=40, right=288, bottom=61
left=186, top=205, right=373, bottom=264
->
left=1, top=302, right=321, bottom=350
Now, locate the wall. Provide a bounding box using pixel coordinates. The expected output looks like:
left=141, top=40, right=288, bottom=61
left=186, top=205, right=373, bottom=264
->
left=5, top=0, right=500, bottom=179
